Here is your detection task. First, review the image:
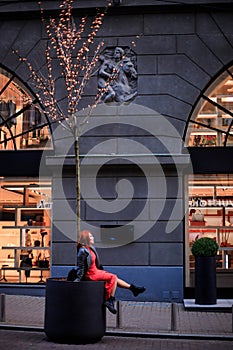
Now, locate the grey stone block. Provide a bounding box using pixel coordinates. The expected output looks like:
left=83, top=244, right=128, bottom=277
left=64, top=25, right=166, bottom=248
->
left=53, top=177, right=76, bottom=200
left=136, top=221, right=183, bottom=243
left=98, top=243, right=148, bottom=266
left=81, top=177, right=118, bottom=199
left=135, top=95, right=192, bottom=122
left=85, top=199, right=150, bottom=221
left=52, top=199, right=77, bottom=221
left=158, top=54, right=210, bottom=89
left=138, top=75, right=200, bottom=105
left=52, top=221, right=76, bottom=242
left=150, top=242, right=183, bottom=266
left=52, top=242, right=76, bottom=265
left=137, top=55, right=157, bottom=75
left=119, top=35, right=176, bottom=54
left=149, top=199, right=184, bottom=221
left=196, top=12, right=233, bottom=35
left=10, top=19, right=41, bottom=57
left=144, top=13, right=195, bottom=35
left=0, top=21, right=23, bottom=61
left=101, top=14, right=143, bottom=37
left=149, top=176, right=183, bottom=198
left=177, top=34, right=222, bottom=75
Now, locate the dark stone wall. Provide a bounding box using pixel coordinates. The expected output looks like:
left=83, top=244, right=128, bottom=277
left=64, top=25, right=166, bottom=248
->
left=1, top=1, right=233, bottom=300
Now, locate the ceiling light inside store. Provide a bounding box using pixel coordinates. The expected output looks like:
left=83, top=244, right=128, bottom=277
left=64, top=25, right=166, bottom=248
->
left=225, top=79, right=233, bottom=85
left=221, top=97, right=233, bottom=102
left=191, top=132, right=216, bottom=135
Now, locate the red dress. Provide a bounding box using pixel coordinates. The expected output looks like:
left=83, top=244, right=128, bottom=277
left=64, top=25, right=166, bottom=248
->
left=85, top=247, right=117, bottom=300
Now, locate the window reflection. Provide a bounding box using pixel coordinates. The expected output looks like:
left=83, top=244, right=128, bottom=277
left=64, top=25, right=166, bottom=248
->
left=187, top=69, right=233, bottom=147
left=0, top=67, right=52, bottom=150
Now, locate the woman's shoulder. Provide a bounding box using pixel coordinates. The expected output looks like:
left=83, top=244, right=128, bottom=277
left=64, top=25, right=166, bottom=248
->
left=77, top=245, right=89, bottom=256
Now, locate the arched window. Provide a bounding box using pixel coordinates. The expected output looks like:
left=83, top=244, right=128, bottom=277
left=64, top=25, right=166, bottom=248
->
left=0, top=66, right=52, bottom=150
left=186, top=66, right=233, bottom=147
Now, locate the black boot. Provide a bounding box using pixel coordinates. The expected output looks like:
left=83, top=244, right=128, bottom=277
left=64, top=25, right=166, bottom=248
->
left=130, top=284, right=146, bottom=297
left=104, top=296, right=117, bottom=314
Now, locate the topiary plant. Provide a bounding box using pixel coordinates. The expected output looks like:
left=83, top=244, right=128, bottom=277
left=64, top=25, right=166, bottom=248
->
left=191, top=237, right=219, bottom=257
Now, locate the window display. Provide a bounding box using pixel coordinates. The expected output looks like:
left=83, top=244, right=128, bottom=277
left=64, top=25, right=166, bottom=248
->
left=187, top=174, right=233, bottom=288
left=0, top=178, right=51, bottom=283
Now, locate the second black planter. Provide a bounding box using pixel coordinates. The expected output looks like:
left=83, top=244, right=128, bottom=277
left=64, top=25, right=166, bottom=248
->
left=194, top=256, right=217, bottom=305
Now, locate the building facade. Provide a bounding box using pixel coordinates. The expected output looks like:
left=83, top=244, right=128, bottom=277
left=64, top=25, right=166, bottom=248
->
left=0, top=0, right=233, bottom=301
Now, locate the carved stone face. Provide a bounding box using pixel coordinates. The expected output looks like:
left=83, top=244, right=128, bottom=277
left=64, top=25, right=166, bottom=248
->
left=113, top=47, right=124, bottom=60
left=123, top=60, right=134, bottom=73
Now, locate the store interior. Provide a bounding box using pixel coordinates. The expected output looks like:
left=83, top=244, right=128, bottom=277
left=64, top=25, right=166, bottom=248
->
left=186, top=68, right=233, bottom=147
left=187, top=174, right=233, bottom=288
left=0, top=178, right=51, bottom=283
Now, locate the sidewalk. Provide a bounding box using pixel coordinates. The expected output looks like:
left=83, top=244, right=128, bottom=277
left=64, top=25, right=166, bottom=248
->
left=0, top=294, right=232, bottom=338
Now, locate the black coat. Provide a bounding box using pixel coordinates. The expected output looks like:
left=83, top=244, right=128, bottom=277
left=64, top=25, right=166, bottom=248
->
left=67, top=245, right=102, bottom=282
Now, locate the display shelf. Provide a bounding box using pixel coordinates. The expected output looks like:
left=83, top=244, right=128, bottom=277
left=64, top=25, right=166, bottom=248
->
left=2, top=206, right=51, bottom=227
left=3, top=205, right=43, bottom=208
left=2, top=226, right=50, bottom=229
left=1, top=206, right=51, bottom=283
left=1, top=246, right=50, bottom=269
left=2, top=246, right=50, bottom=250
left=0, top=266, right=50, bottom=283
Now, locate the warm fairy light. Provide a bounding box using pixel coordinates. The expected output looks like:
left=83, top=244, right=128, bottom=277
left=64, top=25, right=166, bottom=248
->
left=15, top=0, right=112, bottom=134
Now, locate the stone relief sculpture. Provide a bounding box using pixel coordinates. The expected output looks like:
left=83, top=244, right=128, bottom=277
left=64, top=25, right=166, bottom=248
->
left=98, top=46, right=137, bottom=103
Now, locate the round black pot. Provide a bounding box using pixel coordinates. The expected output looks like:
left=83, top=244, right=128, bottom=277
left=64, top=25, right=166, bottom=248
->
left=44, top=278, right=106, bottom=344
left=194, top=256, right=217, bottom=305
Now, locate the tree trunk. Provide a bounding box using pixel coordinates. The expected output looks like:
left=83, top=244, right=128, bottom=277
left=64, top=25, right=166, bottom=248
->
left=74, top=136, right=80, bottom=241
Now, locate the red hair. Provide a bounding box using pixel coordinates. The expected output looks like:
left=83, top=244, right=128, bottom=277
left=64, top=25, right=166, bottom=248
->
left=77, top=230, right=91, bottom=247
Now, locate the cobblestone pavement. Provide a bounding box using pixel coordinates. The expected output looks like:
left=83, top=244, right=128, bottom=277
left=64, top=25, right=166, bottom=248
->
left=0, top=330, right=232, bottom=350
left=0, top=295, right=233, bottom=349
left=1, top=295, right=232, bottom=336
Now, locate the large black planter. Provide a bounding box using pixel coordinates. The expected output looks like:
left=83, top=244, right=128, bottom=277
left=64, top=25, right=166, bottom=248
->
left=195, top=256, right=217, bottom=305
left=44, top=278, right=106, bottom=344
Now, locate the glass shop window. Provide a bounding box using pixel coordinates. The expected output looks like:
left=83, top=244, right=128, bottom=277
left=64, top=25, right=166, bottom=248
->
left=0, top=178, right=51, bottom=284
left=0, top=67, right=52, bottom=150
left=186, top=174, right=233, bottom=289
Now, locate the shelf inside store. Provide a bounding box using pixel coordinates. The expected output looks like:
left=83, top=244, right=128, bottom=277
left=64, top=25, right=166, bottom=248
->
left=2, top=205, right=43, bottom=208
left=2, top=226, right=50, bottom=229
left=1, top=246, right=50, bottom=250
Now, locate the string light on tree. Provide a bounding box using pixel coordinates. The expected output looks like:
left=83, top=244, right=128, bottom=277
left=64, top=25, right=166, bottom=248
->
left=14, top=0, right=113, bottom=238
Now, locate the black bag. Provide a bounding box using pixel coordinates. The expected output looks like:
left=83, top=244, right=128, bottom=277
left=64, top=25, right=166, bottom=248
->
left=67, top=268, right=78, bottom=281
left=36, top=259, right=49, bottom=268
left=20, top=254, right=29, bottom=260
left=20, top=258, right=32, bottom=268
left=20, top=258, right=32, bottom=277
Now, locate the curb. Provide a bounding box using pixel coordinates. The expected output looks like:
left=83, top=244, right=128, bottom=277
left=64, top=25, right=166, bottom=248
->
left=106, top=330, right=233, bottom=341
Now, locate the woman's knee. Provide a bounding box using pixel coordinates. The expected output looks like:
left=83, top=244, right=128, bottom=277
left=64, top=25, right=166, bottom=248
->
left=112, top=274, right=118, bottom=283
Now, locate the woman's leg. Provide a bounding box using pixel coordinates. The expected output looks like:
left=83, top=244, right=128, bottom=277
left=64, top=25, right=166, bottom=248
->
left=105, top=275, right=146, bottom=314
left=110, top=278, right=118, bottom=297
left=106, top=278, right=130, bottom=315
left=117, top=278, right=130, bottom=289
left=117, top=277, right=146, bottom=296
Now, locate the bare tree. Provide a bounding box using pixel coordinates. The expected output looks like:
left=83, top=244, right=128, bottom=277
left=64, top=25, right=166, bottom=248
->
left=15, top=0, right=112, bottom=240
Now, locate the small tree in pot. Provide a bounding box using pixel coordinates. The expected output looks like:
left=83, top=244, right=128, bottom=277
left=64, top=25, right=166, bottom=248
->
left=15, top=0, right=113, bottom=344
left=191, top=237, right=219, bottom=305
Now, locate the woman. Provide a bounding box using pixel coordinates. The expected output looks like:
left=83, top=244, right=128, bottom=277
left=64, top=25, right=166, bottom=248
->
left=67, top=230, right=146, bottom=314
